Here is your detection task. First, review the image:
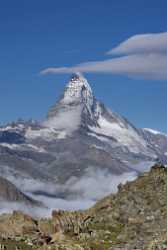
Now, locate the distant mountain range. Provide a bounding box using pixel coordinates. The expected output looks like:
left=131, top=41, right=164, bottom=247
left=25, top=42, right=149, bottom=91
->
left=0, top=73, right=167, bottom=206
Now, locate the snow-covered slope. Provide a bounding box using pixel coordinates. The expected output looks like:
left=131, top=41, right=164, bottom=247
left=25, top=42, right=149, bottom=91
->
left=88, top=103, right=150, bottom=154
left=144, top=128, right=167, bottom=137
left=142, top=128, right=167, bottom=162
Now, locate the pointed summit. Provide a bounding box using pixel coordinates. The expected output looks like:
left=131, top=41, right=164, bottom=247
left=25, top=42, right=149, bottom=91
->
left=70, top=72, right=87, bottom=82
left=46, top=73, right=99, bottom=128
left=60, top=72, right=93, bottom=106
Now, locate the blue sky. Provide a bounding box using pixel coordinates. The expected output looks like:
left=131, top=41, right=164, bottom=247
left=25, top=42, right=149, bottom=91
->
left=0, top=0, right=167, bottom=132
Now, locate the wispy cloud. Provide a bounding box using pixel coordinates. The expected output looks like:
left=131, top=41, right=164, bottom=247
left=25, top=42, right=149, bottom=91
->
left=41, top=32, right=167, bottom=80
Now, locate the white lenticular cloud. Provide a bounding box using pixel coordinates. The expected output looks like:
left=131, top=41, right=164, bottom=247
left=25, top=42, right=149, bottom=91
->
left=107, top=32, right=167, bottom=55
left=40, top=31, right=167, bottom=80
left=41, top=54, right=167, bottom=80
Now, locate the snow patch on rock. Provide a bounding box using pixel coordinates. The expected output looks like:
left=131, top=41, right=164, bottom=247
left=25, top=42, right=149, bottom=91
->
left=144, top=128, right=167, bottom=136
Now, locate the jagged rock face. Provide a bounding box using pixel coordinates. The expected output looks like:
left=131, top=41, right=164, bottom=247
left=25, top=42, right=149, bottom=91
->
left=48, top=73, right=94, bottom=117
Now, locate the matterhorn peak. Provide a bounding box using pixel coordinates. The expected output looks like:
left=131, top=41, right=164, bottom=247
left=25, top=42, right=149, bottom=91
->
left=70, top=72, right=87, bottom=83
left=46, top=73, right=99, bottom=128
left=60, top=73, right=93, bottom=106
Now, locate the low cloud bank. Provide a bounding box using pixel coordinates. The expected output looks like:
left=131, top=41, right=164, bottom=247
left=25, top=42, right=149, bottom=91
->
left=28, top=168, right=137, bottom=212
left=0, top=168, right=137, bottom=217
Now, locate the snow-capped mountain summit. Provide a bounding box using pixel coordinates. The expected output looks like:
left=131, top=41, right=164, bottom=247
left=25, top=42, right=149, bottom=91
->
left=0, top=73, right=167, bottom=202
left=40, top=73, right=154, bottom=155
left=45, top=73, right=99, bottom=131
left=59, top=73, right=93, bottom=106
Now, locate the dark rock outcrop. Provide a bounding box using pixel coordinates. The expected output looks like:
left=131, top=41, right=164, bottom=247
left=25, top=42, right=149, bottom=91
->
left=0, top=176, right=38, bottom=206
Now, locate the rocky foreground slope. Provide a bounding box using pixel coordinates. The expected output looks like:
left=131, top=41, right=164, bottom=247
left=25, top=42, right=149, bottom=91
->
left=0, top=164, right=167, bottom=249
